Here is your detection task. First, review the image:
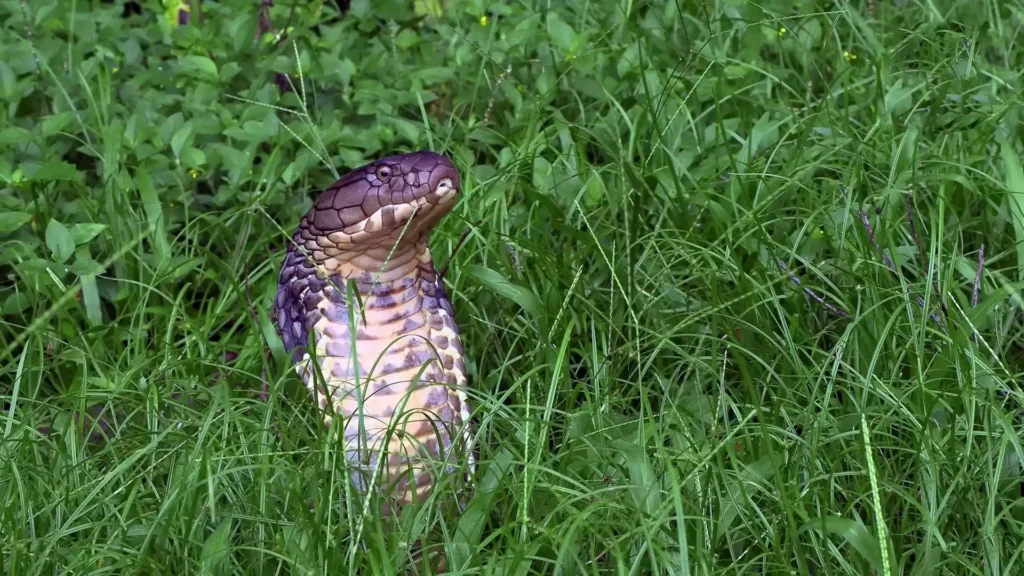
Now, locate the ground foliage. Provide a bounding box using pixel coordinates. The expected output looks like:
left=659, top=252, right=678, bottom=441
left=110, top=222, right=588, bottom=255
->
left=2, top=0, right=1024, bottom=574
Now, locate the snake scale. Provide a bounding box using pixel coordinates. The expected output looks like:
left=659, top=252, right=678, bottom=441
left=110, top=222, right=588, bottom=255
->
left=271, top=150, right=474, bottom=514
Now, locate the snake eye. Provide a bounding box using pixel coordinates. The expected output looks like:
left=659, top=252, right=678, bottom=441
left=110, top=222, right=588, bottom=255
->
left=375, top=166, right=392, bottom=182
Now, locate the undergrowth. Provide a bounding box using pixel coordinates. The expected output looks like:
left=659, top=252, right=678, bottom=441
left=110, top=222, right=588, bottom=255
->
left=2, top=0, right=1024, bottom=574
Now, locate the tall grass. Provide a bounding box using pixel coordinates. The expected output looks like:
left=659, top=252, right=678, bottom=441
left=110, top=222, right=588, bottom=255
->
left=2, top=0, right=1023, bottom=574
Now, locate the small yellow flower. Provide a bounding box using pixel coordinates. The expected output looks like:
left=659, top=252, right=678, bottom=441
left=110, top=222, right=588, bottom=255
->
left=844, top=50, right=857, bottom=62
left=112, top=67, right=119, bottom=74
left=480, top=15, right=488, bottom=26
left=777, top=27, right=787, bottom=37
left=189, top=169, right=199, bottom=179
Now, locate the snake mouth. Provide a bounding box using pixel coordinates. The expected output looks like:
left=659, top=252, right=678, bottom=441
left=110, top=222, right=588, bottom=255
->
left=432, top=178, right=456, bottom=203
left=361, top=178, right=460, bottom=239
left=303, top=151, right=462, bottom=249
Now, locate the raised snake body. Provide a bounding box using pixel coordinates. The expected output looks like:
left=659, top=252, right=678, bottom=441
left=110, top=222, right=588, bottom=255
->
left=272, top=150, right=472, bottom=513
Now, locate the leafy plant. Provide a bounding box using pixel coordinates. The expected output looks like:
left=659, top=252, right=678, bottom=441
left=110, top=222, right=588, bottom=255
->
left=2, top=0, right=1023, bottom=574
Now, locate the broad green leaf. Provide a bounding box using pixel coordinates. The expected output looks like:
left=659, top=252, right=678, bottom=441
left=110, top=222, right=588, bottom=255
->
left=349, top=0, right=371, bottom=19
left=0, top=62, right=13, bottom=97
left=171, top=123, right=194, bottom=160
left=181, top=147, right=207, bottom=169
left=0, top=212, right=32, bottom=233
left=102, top=121, right=124, bottom=181
left=136, top=167, right=170, bottom=259
left=124, top=114, right=141, bottom=149
left=258, top=305, right=287, bottom=366
left=484, top=543, right=540, bottom=576
left=999, top=137, right=1024, bottom=283
left=583, top=173, right=603, bottom=206
left=281, top=525, right=314, bottom=570
left=615, top=437, right=661, bottom=515
left=953, top=58, right=973, bottom=79
left=70, top=223, right=107, bottom=245
left=389, top=117, right=420, bottom=143
left=409, top=66, right=455, bottom=85
left=31, top=161, right=80, bottom=182
left=335, top=57, right=356, bottom=87
left=69, top=257, right=105, bottom=277
left=41, top=112, right=74, bottom=136
left=162, top=0, right=181, bottom=27
left=751, top=113, right=782, bottom=156
left=546, top=12, right=575, bottom=53
left=507, top=13, right=542, bottom=49
left=884, top=79, right=917, bottom=117
left=413, top=0, right=443, bottom=17
left=14, top=258, right=51, bottom=292
left=621, top=158, right=652, bottom=196
left=843, top=3, right=883, bottom=56
left=3, top=292, right=31, bottom=315
left=242, top=120, right=277, bottom=140
left=74, top=246, right=103, bottom=325
left=158, top=112, right=185, bottom=149
left=0, top=127, right=32, bottom=145
left=799, top=516, right=884, bottom=574
left=892, top=122, right=920, bottom=184
left=536, top=68, right=554, bottom=96
left=222, top=126, right=254, bottom=142
left=714, top=457, right=774, bottom=545
left=532, top=155, right=555, bottom=193
left=180, top=55, right=218, bottom=78
left=738, top=112, right=782, bottom=167
left=395, top=29, right=419, bottom=50
left=282, top=159, right=303, bottom=186
left=451, top=449, right=513, bottom=570
left=200, top=515, right=233, bottom=574
left=45, top=219, right=75, bottom=264
left=462, top=264, right=548, bottom=338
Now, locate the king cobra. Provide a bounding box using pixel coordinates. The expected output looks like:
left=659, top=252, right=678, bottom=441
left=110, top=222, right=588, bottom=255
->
left=271, top=150, right=473, bottom=514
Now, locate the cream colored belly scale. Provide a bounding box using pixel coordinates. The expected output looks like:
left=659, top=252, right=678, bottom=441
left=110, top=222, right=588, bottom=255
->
left=290, top=242, right=471, bottom=507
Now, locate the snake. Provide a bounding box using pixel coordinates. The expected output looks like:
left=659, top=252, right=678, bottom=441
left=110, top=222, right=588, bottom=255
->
left=271, top=150, right=473, bottom=515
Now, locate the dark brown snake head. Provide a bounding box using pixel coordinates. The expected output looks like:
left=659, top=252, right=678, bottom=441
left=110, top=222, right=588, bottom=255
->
left=302, top=150, right=461, bottom=249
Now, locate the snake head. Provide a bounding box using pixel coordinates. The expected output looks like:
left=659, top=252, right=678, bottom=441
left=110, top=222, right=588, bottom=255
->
left=304, top=150, right=461, bottom=247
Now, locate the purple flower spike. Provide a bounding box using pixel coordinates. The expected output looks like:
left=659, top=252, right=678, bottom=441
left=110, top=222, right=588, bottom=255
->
left=178, top=4, right=191, bottom=26
left=276, top=73, right=292, bottom=93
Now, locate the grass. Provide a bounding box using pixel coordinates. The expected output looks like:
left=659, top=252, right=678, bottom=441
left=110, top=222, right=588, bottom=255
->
left=2, top=0, right=1024, bottom=573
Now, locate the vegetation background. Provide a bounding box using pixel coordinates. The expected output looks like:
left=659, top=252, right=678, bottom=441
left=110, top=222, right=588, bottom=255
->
left=2, top=0, right=1023, bottom=573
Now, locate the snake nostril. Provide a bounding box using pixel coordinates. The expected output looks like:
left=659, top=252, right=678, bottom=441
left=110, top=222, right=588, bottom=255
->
left=428, top=168, right=458, bottom=193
